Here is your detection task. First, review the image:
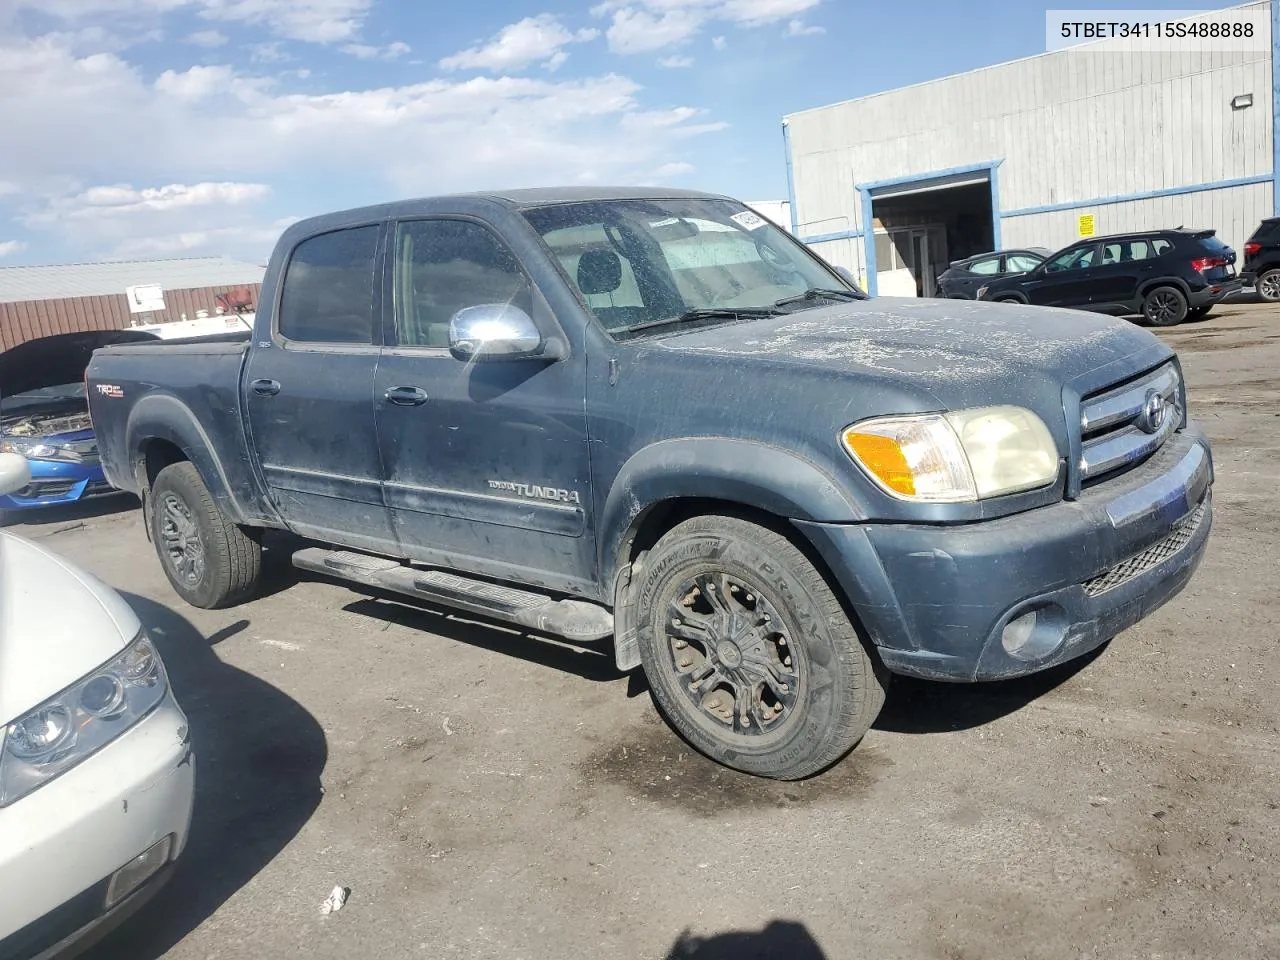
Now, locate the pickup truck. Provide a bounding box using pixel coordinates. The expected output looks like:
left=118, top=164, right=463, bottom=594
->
left=86, top=187, right=1213, bottom=780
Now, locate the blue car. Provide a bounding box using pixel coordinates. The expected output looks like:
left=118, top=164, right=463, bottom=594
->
left=0, top=330, right=158, bottom=520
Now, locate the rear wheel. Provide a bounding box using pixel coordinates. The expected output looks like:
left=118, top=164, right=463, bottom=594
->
left=635, top=514, right=887, bottom=780
left=149, top=461, right=262, bottom=609
left=1257, top=268, right=1280, bottom=303
left=995, top=296, right=1021, bottom=304
left=1142, top=286, right=1188, bottom=327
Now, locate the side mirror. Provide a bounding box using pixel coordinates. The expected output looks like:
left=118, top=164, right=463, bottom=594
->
left=0, top=452, right=31, bottom=497
left=835, top=266, right=856, bottom=283
left=449, top=303, right=545, bottom=362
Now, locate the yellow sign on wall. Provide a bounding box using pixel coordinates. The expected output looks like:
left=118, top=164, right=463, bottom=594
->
left=1078, top=214, right=1096, bottom=237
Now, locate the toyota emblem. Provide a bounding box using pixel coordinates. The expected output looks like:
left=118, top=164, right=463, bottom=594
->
left=1138, top=390, right=1168, bottom=434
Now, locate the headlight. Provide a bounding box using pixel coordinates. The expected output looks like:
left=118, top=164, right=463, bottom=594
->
left=0, top=633, right=168, bottom=806
left=976, top=285, right=989, bottom=299
left=841, top=406, right=1059, bottom=502
left=0, top=438, right=80, bottom=461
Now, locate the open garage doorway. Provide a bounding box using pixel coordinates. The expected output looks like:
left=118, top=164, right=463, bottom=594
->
left=864, top=168, right=997, bottom=297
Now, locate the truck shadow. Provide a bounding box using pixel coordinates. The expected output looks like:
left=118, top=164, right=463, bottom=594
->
left=82, top=594, right=327, bottom=960
left=665, top=920, right=828, bottom=958
left=341, top=594, right=624, bottom=683
left=874, top=644, right=1107, bottom=734
left=0, top=492, right=137, bottom=530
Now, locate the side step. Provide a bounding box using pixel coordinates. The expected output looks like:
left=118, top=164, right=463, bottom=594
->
left=292, top=548, right=614, bottom=642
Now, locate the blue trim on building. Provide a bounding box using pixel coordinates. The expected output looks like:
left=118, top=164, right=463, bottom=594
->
left=782, top=121, right=800, bottom=236
left=989, top=162, right=1003, bottom=249
left=1272, top=0, right=1279, bottom=215
left=856, top=161, right=1004, bottom=194
left=1001, top=174, right=1275, bottom=218
left=799, top=228, right=865, bottom=244
left=860, top=189, right=877, bottom=296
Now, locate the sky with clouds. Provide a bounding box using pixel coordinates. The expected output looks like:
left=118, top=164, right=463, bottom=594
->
left=0, top=0, right=1210, bottom=266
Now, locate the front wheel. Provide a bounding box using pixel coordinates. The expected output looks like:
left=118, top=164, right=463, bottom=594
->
left=149, top=461, right=262, bottom=609
left=1142, top=286, right=1188, bottom=326
left=635, top=515, right=887, bottom=780
left=1257, top=268, right=1280, bottom=303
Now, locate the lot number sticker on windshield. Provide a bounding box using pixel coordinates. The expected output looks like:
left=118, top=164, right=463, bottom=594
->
left=731, top=210, right=768, bottom=231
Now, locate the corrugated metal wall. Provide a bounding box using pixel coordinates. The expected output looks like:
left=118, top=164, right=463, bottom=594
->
left=788, top=0, right=1274, bottom=276
left=0, top=284, right=261, bottom=350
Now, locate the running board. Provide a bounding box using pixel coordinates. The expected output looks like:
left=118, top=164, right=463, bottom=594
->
left=291, top=548, right=614, bottom=642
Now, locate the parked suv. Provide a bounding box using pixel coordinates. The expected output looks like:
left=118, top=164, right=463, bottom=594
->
left=936, top=247, right=1051, bottom=299
left=1242, top=217, right=1280, bottom=302
left=978, top=229, right=1240, bottom=326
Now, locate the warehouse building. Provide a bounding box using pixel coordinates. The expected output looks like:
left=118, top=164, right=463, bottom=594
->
left=783, top=0, right=1278, bottom=297
left=0, top=256, right=264, bottom=349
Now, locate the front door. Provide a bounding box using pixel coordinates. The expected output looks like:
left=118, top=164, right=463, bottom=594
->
left=1026, top=242, right=1102, bottom=308
left=243, top=222, right=398, bottom=553
left=373, top=217, right=595, bottom=594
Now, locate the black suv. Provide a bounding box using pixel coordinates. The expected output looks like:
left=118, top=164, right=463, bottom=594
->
left=1242, top=217, right=1280, bottom=302
left=977, top=229, right=1240, bottom=326
left=935, top=247, right=1051, bottom=299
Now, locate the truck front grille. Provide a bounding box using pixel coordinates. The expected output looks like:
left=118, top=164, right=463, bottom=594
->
left=1082, top=500, right=1207, bottom=597
left=1078, top=361, right=1182, bottom=486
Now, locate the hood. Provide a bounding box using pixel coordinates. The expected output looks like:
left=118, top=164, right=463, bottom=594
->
left=658, top=297, right=1169, bottom=404
left=0, top=330, right=159, bottom=400
left=0, top=531, right=140, bottom=725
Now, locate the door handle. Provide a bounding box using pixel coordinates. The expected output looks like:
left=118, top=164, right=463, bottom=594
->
left=384, top=385, right=428, bottom=406
left=251, top=378, right=281, bottom=397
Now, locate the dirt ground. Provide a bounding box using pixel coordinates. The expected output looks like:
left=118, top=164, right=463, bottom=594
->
left=13, top=302, right=1278, bottom=960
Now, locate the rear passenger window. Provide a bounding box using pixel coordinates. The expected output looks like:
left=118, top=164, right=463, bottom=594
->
left=1151, top=238, right=1173, bottom=255
left=277, top=226, right=379, bottom=344
left=394, top=220, right=532, bottom=348
left=968, top=257, right=1000, bottom=275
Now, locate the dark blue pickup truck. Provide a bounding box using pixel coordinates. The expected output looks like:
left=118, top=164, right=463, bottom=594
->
left=86, top=188, right=1213, bottom=779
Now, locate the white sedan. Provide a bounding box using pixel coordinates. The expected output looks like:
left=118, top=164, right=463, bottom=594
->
left=0, top=453, right=194, bottom=959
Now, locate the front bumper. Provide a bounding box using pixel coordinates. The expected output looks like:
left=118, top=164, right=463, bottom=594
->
left=0, top=458, right=114, bottom=512
left=0, top=693, right=194, bottom=959
left=796, top=428, right=1213, bottom=682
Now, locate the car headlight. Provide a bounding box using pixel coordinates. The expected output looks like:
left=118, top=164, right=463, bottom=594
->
left=841, top=406, right=1060, bottom=502
left=0, top=633, right=168, bottom=806
left=976, top=285, right=989, bottom=299
left=0, top=438, right=81, bottom=462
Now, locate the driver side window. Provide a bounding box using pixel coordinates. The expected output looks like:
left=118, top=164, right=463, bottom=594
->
left=393, top=219, right=532, bottom=349
left=1045, top=244, right=1097, bottom=272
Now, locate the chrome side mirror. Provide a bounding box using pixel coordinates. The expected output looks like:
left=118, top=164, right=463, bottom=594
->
left=448, top=303, right=543, bottom=362
left=0, top=452, right=31, bottom=497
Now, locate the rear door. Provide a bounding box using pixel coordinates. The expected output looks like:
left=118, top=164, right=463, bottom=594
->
left=961, top=255, right=1001, bottom=297
left=243, top=222, right=399, bottom=553
left=372, top=216, right=595, bottom=591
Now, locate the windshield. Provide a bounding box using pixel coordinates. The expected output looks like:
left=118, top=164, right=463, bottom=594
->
left=521, top=198, right=864, bottom=338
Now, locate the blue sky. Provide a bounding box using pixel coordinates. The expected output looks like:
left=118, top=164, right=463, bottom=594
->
left=0, top=0, right=1215, bottom=265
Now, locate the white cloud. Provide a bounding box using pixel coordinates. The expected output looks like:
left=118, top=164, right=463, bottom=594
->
left=0, top=241, right=26, bottom=259
left=249, top=41, right=290, bottom=62
left=659, top=55, right=694, bottom=67
left=12, top=0, right=373, bottom=44
left=784, top=18, right=824, bottom=36
left=342, top=40, right=411, bottom=60
left=440, top=15, right=597, bottom=73
left=186, top=28, right=228, bottom=46
left=711, top=35, right=727, bottom=49
left=0, top=32, right=725, bottom=261
left=652, top=161, right=694, bottom=178
left=605, top=8, right=704, bottom=54
left=109, top=217, right=297, bottom=259
left=595, top=0, right=821, bottom=51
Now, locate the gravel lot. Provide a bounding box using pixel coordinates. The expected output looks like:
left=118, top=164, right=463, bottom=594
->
left=13, top=302, right=1277, bottom=960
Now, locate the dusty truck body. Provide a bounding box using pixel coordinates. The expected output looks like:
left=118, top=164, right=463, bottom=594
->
left=85, top=188, right=1213, bottom=779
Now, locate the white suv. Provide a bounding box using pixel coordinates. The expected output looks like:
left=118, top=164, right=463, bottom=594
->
left=0, top=452, right=195, bottom=959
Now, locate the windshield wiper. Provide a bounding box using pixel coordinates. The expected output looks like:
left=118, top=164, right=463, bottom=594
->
left=619, top=307, right=783, bottom=337
left=774, top=287, right=863, bottom=309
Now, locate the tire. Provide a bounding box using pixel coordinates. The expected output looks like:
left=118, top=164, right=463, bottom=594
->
left=634, top=514, right=888, bottom=780
left=149, top=461, right=261, bottom=609
left=995, top=296, right=1021, bottom=304
left=1142, top=286, right=1188, bottom=327
left=1257, top=268, right=1280, bottom=303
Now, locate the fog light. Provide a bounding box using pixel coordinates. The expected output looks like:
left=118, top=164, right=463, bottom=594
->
left=1000, top=606, right=1067, bottom=662
left=105, top=834, right=172, bottom=909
